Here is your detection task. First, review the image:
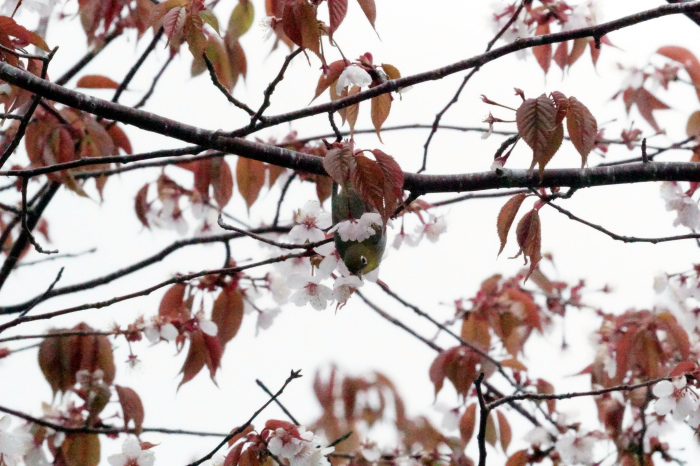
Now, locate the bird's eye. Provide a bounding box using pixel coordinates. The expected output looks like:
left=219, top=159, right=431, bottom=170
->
left=360, top=256, right=368, bottom=266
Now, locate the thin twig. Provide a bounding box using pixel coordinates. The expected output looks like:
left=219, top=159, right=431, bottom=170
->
left=0, top=329, right=114, bottom=344
left=474, top=373, right=488, bottom=466
left=328, top=112, right=342, bottom=142
left=426, top=1, right=523, bottom=173
left=16, top=247, right=97, bottom=268
left=16, top=266, right=63, bottom=319
left=250, top=48, right=303, bottom=125
left=20, top=178, right=57, bottom=255
left=218, top=216, right=332, bottom=250
left=203, top=53, right=256, bottom=116
left=133, top=54, right=174, bottom=110
left=256, top=379, right=300, bottom=425
left=111, top=28, right=164, bottom=104
left=187, top=370, right=302, bottom=466
left=273, top=173, right=296, bottom=227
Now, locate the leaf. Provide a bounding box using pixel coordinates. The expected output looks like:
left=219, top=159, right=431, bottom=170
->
left=38, top=330, right=74, bottom=395
left=134, top=183, right=150, bottom=228
left=505, top=450, right=529, bottom=466
left=356, top=0, right=376, bottom=29
left=371, top=93, right=391, bottom=142
left=553, top=41, right=568, bottom=70
left=566, top=96, right=598, bottom=167
left=282, top=2, right=320, bottom=55
left=372, top=149, right=404, bottom=223
left=497, top=193, right=527, bottom=256
left=658, top=45, right=700, bottom=102
left=459, top=404, right=477, bottom=445
left=76, top=75, right=120, bottom=89
left=211, top=158, right=234, bottom=208
left=550, top=91, right=568, bottom=125
left=515, top=209, right=542, bottom=280
left=687, top=111, right=700, bottom=139
left=345, top=85, right=361, bottom=135
left=429, top=347, right=479, bottom=398
left=211, top=287, right=244, bottom=345
left=106, top=123, right=133, bottom=154
left=484, top=412, right=497, bottom=447
left=328, top=0, right=348, bottom=39
left=381, top=63, right=401, bottom=80
left=568, top=37, right=588, bottom=67
left=159, top=283, right=187, bottom=320
left=496, top=410, right=511, bottom=452
left=179, top=330, right=207, bottom=387
left=227, top=0, right=254, bottom=41
left=631, top=88, right=670, bottom=132
left=200, top=10, right=220, bottom=36
left=115, top=385, right=145, bottom=435
left=236, top=157, right=266, bottom=210
left=352, top=155, right=385, bottom=215
left=267, top=164, right=286, bottom=187
left=61, top=434, right=100, bottom=466
left=500, top=358, right=527, bottom=372
left=0, top=15, right=50, bottom=51
left=322, top=144, right=355, bottom=185
left=532, top=23, right=551, bottom=74
left=313, top=60, right=345, bottom=102
left=516, top=94, right=561, bottom=174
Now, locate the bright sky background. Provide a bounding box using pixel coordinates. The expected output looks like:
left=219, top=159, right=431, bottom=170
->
left=2, top=0, right=700, bottom=464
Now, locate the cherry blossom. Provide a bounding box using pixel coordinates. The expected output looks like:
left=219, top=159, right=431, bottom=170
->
left=652, top=377, right=698, bottom=421
left=0, top=416, right=29, bottom=466
left=256, top=308, right=281, bottom=335
left=290, top=201, right=332, bottom=243
left=333, top=275, right=363, bottom=305
left=523, top=426, right=552, bottom=448
left=259, top=16, right=280, bottom=41
left=192, top=204, right=224, bottom=238
left=108, top=437, right=155, bottom=466
left=147, top=197, right=189, bottom=235
left=267, top=426, right=334, bottom=466
left=554, top=432, right=595, bottom=465
left=288, top=274, right=334, bottom=311
left=415, top=215, right=447, bottom=243
left=329, top=213, right=383, bottom=242
left=336, top=65, right=372, bottom=96
left=660, top=182, right=700, bottom=229
left=392, top=230, right=417, bottom=249
left=195, top=311, right=218, bottom=336
left=268, top=272, right=291, bottom=304
left=143, top=318, right=178, bottom=344
left=488, top=3, right=529, bottom=59
left=653, top=274, right=668, bottom=294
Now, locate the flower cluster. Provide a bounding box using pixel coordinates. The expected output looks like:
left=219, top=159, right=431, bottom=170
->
left=266, top=423, right=334, bottom=466
left=660, top=182, right=700, bottom=230
left=108, top=437, right=156, bottom=466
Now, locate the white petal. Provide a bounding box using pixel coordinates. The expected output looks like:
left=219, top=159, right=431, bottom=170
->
left=652, top=380, right=674, bottom=398
left=122, top=437, right=142, bottom=458
left=673, top=376, right=687, bottom=390
left=200, top=319, right=218, bottom=336
left=654, top=397, right=675, bottom=416
left=287, top=274, right=310, bottom=289
left=315, top=212, right=332, bottom=229
left=307, top=292, right=329, bottom=311
left=160, top=323, right=179, bottom=342
left=137, top=450, right=156, bottom=466
left=143, top=326, right=160, bottom=344
left=674, top=393, right=697, bottom=420
left=290, top=289, right=310, bottom=307
left=108, top=453, right=129, bottom=466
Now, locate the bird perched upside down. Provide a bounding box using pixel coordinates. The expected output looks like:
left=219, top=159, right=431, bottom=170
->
left=331, top=184, right=386, bottom=276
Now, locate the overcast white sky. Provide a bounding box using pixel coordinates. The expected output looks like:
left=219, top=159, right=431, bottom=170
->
left=2, top=0, right=700, bottom=464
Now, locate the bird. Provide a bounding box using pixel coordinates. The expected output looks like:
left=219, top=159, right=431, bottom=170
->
left=331, top=183, right=386, bottom=276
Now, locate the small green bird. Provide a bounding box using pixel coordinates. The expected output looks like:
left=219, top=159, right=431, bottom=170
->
left=331, top=183, right=386, bottom=276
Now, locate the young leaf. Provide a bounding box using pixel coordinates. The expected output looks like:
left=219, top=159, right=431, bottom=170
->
left=322, top=144, right=355, bottom=185
left=630, top=88, right=669, bottom=132
left=267, top=164, right=287, bottom=187
left=356, top=0, right=376, bottom=29
left=200, top=10, right=220, bottom=36
left=236, top=157, right=266, bottom=210
left=159, top=283, right=187, bottom=319
left=371, top=93, right=391, bottom=142
left=532, top=23, right=551, bottom=74
left=516, top=94, right=560, bottom=173
left=226, top=0, right=254, bottom=41
left=0, top=15, right=50, bottom=51
left=497, top=193, right=527, bottom=256
left=211, top=287, right=244, bottom=345
left=553, top=41, right=568, bottom=70
left=496, top=410, right=511, bottom=452
left=505, top=450, right=529, bottom=466
left=115, top=385, right=145, bottom=435
left=61, top=434, right=100, bottom=466
left=211, top=158, right=234, bottom=208
left=351, top=155, right=385, bottom=215
left=345, top=85, right=361, bottom=135
left=459, top=403, right=477, bottom=445
left=134, top=183, right=150, bottom=228
left=328, top=0, right=348, bottom=39
left=381, top=63, right=401, bottom=80
left=657, top=46, right=700, bottom=102
left=568, top=37, right=588, bottom=67
left=515, top=209, right=542, bottom=280
left=550, top=91, right=568, bottom=125
left=179, top=330, right=207, bottom=387
left=76, top=75, right=120, bottom=89
left=484, top=412, right=497, bottom=447
left=313, top=60, right=346, bottom=102
left=566, top=96, right=598, bottom=167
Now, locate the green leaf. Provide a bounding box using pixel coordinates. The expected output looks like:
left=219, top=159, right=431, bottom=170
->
left=200, top=10, right=221, bottom=36
left=227, top=0, right=254, bottom=41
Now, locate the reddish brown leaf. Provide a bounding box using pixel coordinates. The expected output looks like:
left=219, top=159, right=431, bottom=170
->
left=459, top=404, right=477, bottom=445
left=76, top=75, right=120, bottom=89
left=553, top=41, right=568, bottom=70
left=568, top=37, right=588, bottom=67
left=38, top=330, right=74, bottom=395
left=687, top=111, right=700, bottom=139
left=282, top=2, right=320, bottom=55
left=484, top=412, right=497, bottom=447
left=497, top=193, right=527, bottom=256
left=669, top=361, right=697, bottom=378
left=115, top=385, right=145, bottom=435
left=267, top=164, right=286, bottom=187
left=316, top=176, right=333, bottom=204
left=372, top=149, right=404, bottom=223
left=0, top=16, right=50, bottom=51
left=658, top=45, right=700, bottom=102
left=532, top=24, right=551, bottom=74
left=345, top=85, right=361, bottom=134
left=429, top=347, right=479, bottom=398
left=106, top=123, right=133, bottom=154
left=515, top=209, right=542, bottom=280
left=505, top=450, right=528, bottom=466
left=356, top=0, right=376, bottom=29
left=381, top=63, right=401, bottom=81
left=351, top=155, right=385, bottom=215
left=179, top=330, right=207, bottom=387
left=322, top=144, right=355, bottom=185
left=550, top=91, right=569, bottom=125
left=159, top=283, right=187, bottom=320
left=224, top=441, right=246, bottom=466
left=496, top=410, right=511, bottom=452
left=203, top=332, right=223, bottom=380
left=211, top=158, right=234, bottom=208
left=566, top=96, right=598, bottom=167
left=313, top=60, right=345, bottom=102
left=212, top=287, right=244, bottom=345
left=194, top=158, right=212, bottom=201
left=516, top=94, right=561, bottom=173
left=535, top=378, right=555, bottom=414
left=633, top=88, right=670, bottom=132
left=500, top=358, right=527, bottom=372
left=328, top=0, right=348, bottom=39
left=236, top=157, right=266, bottom=210
left=61, top=434, right=100, bottom=466
left=134, top=183, right=150, bottom=229
left=371, top=93, right=392, bottom=142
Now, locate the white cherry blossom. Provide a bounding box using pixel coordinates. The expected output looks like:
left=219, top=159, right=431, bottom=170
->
left=333, top=275, right=363, bottom=304
left=144, top=320, right=178, bottom=344
left=267, top=426, right=334, bottom=466
left=290, top=201, right=332, bottom=243
left=0, top=416, right=30, bottom=466
left=416, top=215, right=447, bottom=243
left=660, top=182, right=700, bottom=229
left=652, top=377, right=698, bottom=421
left=555, top=432, right=595, bottom=465
left=330, top=212, right=383, bottom=242
left=108, top=437, right=155, bottom=466
left=336, top=65, right=372, bottom=96
left=288, top=274, right=334, bottom=311
left=268, top=272, right=291, bottom=304
left=195, top=311, right=218, bottom=337
left=256, top=308, right=281, bottom=335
